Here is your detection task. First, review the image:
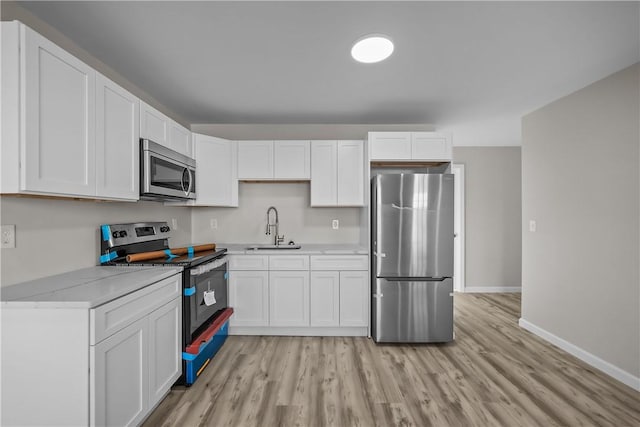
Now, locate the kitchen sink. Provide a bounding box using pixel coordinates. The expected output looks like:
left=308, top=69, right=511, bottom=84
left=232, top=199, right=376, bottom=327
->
left=246, top=244, right=302, bottom=250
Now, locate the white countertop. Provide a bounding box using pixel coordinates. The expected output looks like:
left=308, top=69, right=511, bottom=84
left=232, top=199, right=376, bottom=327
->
left=1, top=266, right=182, bottom=309
left=222, top=244, right=369, bottom=255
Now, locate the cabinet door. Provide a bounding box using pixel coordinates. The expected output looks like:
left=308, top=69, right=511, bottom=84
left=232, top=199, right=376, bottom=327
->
left=269, top=271, right=310, bottom=327
left=369, top=132, right=411, bottom=160
left=337, top=140, right=364, bottom=206
left=170, top=121, right=193, bottom=157
left=193, top=133, right=238, bottom=206
left=237, top=141, right=273, bottom=179
left=310, top=271, right=339, bottom=327
left=22, top=26, right=96, bottom=196
left=229, top=271, right=269, bottom=326
left=95, top=73, right=139, bottom=200
left=148, top=297, right=181, bottom=406
left=140, top=100, right=168, bottom=146
left=339, top=271, right=368, bottom=327
left=274, top=140, right=310, bottom=179
left=310, top=140, right=337, bottom=206
left=411, top=132, right=452, bottom=161
left=91, top=317, right=148, bottom=427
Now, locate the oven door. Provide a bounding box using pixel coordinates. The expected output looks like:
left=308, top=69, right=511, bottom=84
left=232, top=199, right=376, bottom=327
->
left=187, top=257, right=228, bottom=341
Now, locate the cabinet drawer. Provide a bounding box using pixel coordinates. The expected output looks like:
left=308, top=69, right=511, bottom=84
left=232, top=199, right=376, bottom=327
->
left=269, top=255, right=309, bottom=271
left=228, top=255, right=269, bottom=270
left=90, top=275, right=180, bottom=345
left=310, top=255, right=368, bottom=271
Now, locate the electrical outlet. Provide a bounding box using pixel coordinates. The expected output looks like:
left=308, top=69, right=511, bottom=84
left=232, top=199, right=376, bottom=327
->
left=171, top=218, right=178, bottom=230
left=210, top=218, right=218, bottom=230
left=529, top=220, right=537, bottom=232
left=1, top=225, right=16, bottom=249
left=332, top=219, right=339, bottom=230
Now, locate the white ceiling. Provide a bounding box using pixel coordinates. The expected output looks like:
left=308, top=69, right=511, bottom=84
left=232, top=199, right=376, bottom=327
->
left=17, top=1, right=640, bottom=146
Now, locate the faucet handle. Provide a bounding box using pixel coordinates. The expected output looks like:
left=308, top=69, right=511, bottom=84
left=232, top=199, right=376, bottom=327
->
left=276, top=235, right=285, bottom=245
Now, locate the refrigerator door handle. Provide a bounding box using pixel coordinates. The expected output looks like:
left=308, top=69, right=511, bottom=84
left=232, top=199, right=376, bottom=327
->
left=380, top=277, right=448, bottom=282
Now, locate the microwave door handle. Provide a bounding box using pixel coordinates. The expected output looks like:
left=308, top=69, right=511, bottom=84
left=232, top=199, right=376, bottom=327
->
left=181, top=168, right=190, bottom=195
left=186, top=168, right=194, bottom=195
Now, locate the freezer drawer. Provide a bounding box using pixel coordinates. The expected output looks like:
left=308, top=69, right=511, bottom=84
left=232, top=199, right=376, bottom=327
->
left=372, top=277, right=453, bottom=343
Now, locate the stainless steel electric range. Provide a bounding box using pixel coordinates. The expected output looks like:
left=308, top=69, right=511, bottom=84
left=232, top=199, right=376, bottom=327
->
left=99, top=221, right=232, bottom=385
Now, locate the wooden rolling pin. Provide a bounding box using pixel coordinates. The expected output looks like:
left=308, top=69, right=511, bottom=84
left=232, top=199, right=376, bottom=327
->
left=126, top=243, right=216, bottom=263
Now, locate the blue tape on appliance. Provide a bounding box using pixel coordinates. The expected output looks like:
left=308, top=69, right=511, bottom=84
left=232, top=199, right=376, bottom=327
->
left=101, top=225, right=111, bottom=241
left=184, top=286, right=196, bottom=297
left=99, top=252, right=117, bottom=264
left=224, top=272, right=228, bottom=280
left=187, top=246, right=194, bottom=256
left=164, top=249, right=177, bottom=259
left=183, top=320, right=229, bottom=386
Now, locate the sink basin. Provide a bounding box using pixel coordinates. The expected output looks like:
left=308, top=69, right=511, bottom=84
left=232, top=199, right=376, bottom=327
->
left=246, top=244, right=302, bottom=250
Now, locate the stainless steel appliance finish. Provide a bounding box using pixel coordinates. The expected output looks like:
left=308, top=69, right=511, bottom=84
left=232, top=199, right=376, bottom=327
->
left=100, top=221, right=228, bottom=384
left=371, top=173, right=454, bottom=343
left=140, top=139, right=196, bottom=201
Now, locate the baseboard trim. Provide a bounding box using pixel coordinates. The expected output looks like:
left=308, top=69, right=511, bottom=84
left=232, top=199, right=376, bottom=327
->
left=229, top=326, right=368, bottom=337
left=519, top=318, right=640, bottom=391
left=463, top=286, right=521, bottom=293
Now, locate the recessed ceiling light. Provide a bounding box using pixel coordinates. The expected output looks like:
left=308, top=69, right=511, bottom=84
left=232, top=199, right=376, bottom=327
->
left=351, top=34, right=394, bottom=64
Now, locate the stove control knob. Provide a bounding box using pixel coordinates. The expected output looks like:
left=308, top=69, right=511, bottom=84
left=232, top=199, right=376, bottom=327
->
left=112, top=231, right=119, bottom=239
left=160, top=226, right=170, bottom=233
left=120, top=230, right=128, bottom=238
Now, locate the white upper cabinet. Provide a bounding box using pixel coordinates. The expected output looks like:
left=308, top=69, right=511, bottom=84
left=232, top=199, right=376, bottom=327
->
left=311, top=140, right=364, bottom=207
left=310, top=141, right=337, bottom=206
left=274, top=140, right=310, bottom=179
left=1, top=22, right=140, bottom=201
left=192, top=133, right=238, bottom=206
left=411, top=132, right=452, bottom=161
left=95, top=73, right=139, bottom=200
left=237, top=141, right=273, bottom=179
left=139, top=100, right=168, bottom=146
left=369, top=131, right=452, bottom=161
left=336, top=140, right=364, bottom=205
left=169, top=122, right=193, bottom=158
left=140, top=100, right=192, bottom=158
left=22, top=24, right=96, bottom=196
left=238, top=140, right=310, bottom=180
left=369, top=132, right=411, bottom=160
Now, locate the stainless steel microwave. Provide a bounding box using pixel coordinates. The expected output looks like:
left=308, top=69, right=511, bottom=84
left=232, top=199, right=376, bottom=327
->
left=140, top=139, right=196, bottom=201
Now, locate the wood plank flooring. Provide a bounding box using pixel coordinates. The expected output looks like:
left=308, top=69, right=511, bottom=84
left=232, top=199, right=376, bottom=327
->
left=143, top=293, right=640, bottom=426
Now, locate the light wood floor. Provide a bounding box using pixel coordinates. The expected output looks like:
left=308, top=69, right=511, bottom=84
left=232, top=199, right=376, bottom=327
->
left=144, top=294, right=640, bottom=426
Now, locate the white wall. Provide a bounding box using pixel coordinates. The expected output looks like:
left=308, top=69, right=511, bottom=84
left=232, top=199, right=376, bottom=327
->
left=0, top=197, right=192, bottom=287
left=453, top=147, right=522, bottom=290
left=192, top=183, right=361, bottom=245
left=521, top=64, right=639, bottom=385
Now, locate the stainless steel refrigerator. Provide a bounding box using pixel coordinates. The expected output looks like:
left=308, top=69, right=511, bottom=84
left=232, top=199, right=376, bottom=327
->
left=371, top=173, right=454, bottom=343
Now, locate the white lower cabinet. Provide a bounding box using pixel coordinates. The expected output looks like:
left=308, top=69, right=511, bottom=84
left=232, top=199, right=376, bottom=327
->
left=90, top=282, right=181, bottom=427
left=0, top=274, right=181, bottom=427
left=228, top=254, right=368, bottom=335
left=229, top=270, right=269, bottom=326
left=339, top=271, right=368, bottom=327
left=148, top=298, right=182, bottom=404
left=310, top=271, right=340, bottom=326
left=91, top=317, right=149, bottom=427
left=269, top=271, right=310, bottom=326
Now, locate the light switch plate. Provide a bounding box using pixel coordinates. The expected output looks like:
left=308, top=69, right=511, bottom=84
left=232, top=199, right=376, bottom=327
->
left=529, top=220, right=537, bottom=232
left=1, top=225, right=16, bottom=248
left=332, top=219, right=339, bottom=230
left=210, top=218, right=218, bottom=230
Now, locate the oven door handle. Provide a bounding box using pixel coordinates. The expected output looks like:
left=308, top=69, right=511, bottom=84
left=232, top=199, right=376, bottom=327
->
left=190, top=257, right=227, bottom=276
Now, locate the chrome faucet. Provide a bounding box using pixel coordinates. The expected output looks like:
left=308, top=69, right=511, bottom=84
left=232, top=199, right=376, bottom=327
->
left=265, top=206, right=284, bottom=246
